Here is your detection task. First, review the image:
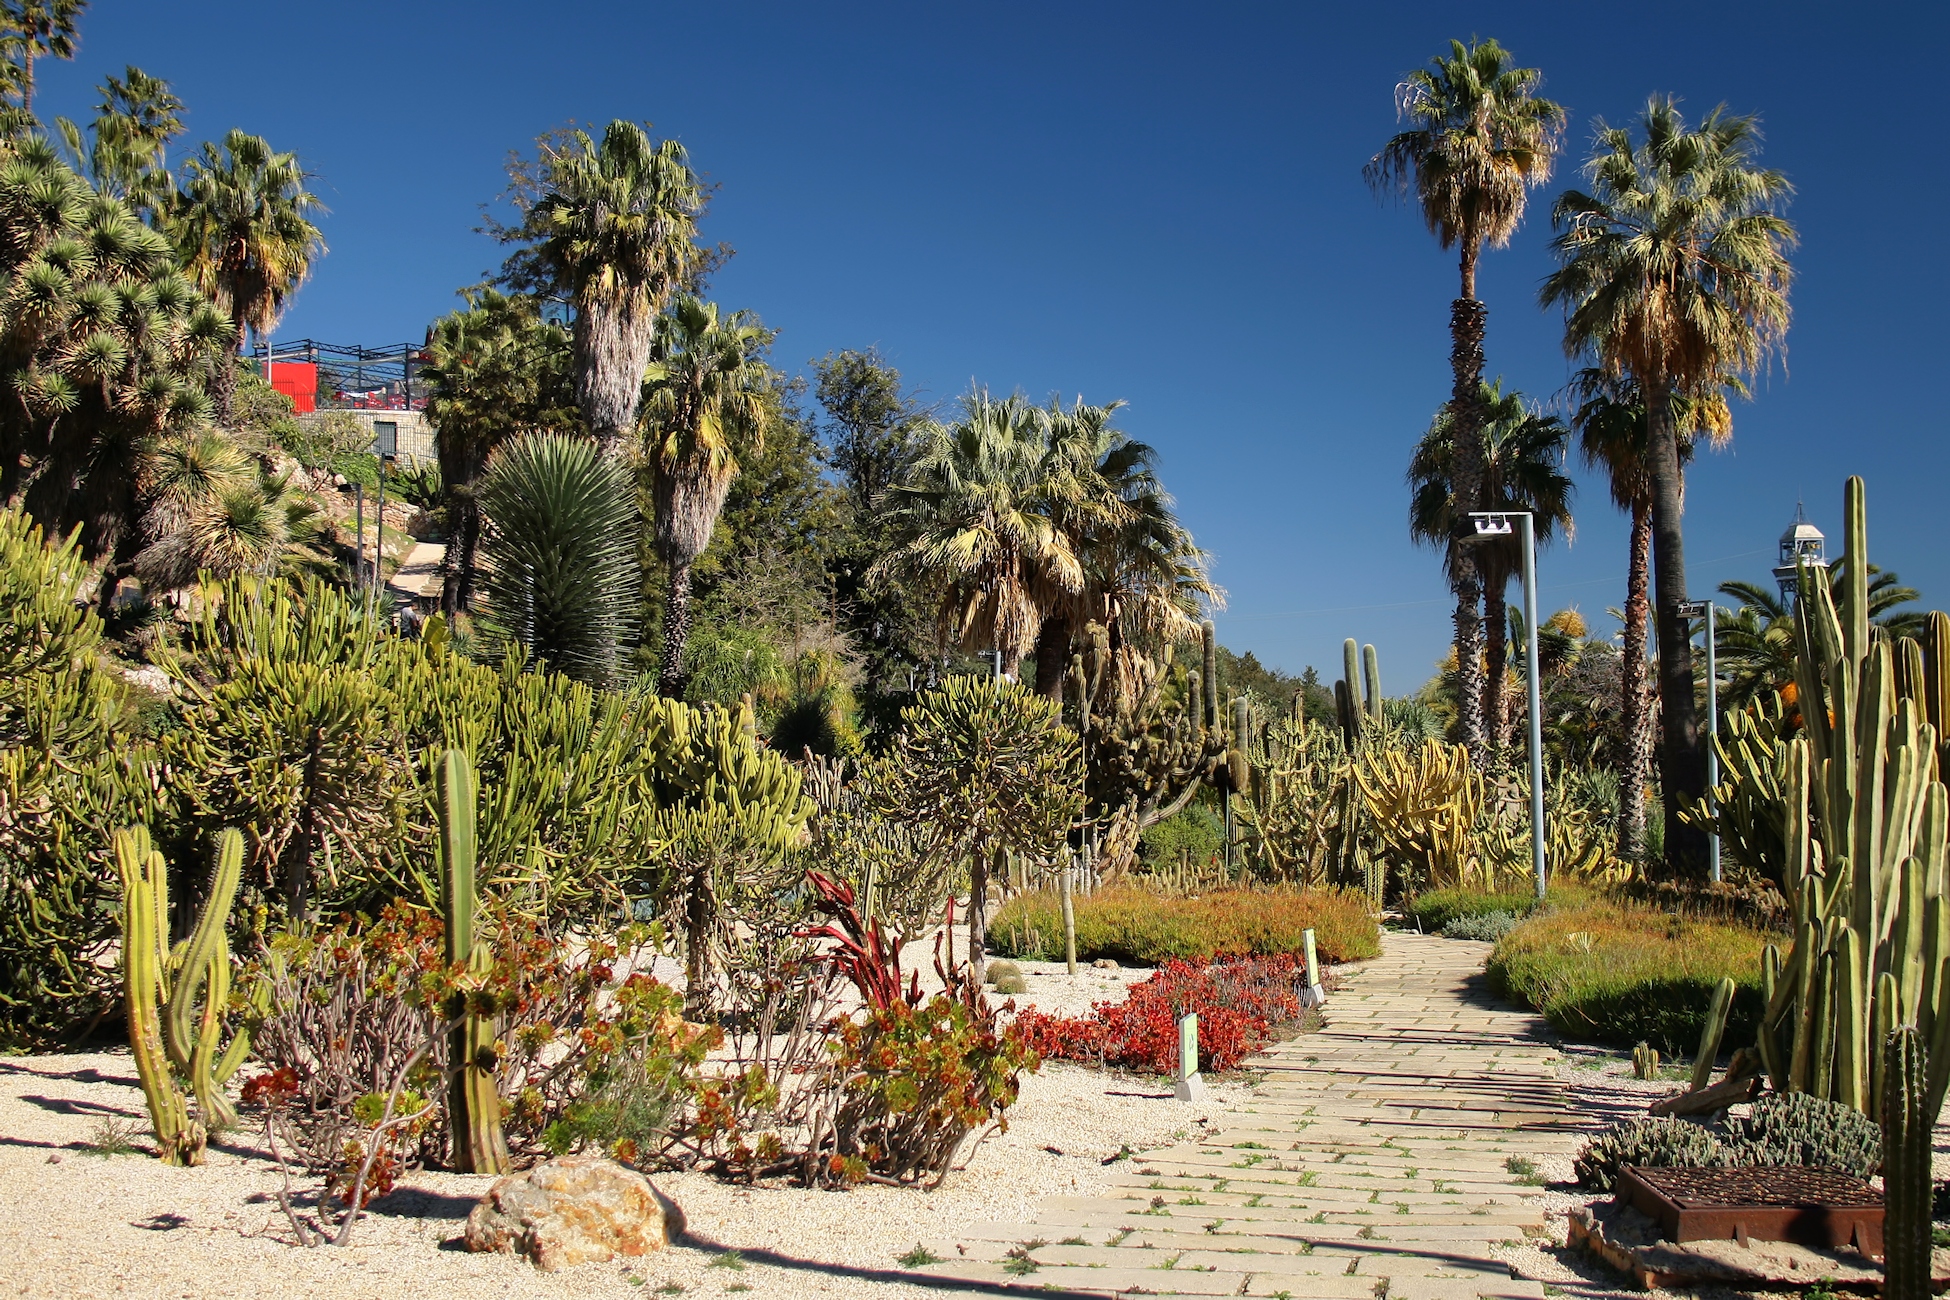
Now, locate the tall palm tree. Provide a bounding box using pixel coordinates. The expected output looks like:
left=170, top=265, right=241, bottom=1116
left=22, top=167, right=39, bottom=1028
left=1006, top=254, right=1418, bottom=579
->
left=526, top=121, right=703, bottom=459
left=639, top=296, right=772, bottom=697
left=1408, top=381, right=1572, bottom=748
left=1570, top=370, right=1725, bottom=859
left=1367, top=37, right=1564, bottom=756
left=0, top=0, right=81, bottom=116
left=55, top=65, right=183, bottom=223
left=169, top=129, right=326, bottom=426
left=1028, top=397, right=1214, bottom=697
left=872, top=390, right=1083, bottom=680
left=1541, top=97, right=1795, bottom=876
left=422, top=289, right=578, bottom=616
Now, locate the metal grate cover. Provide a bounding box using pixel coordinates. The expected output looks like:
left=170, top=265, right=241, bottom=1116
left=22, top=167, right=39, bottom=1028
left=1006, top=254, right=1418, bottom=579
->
left=1632, top=1165, right=1882, bottom=1210
left=1618, top=1165, right=1885, bottom=1254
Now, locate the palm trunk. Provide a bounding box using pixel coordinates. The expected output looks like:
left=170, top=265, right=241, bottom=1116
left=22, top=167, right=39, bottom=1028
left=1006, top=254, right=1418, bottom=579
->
left=1618, top=499, right=1653, bottom=861
left=658, top=556, right=694, bottom=698
left=1031, top=611, right=1072, bottom=699
left=574, top=290, right=658, bottom=460
left=1645, top=374, right=1707, bottom=877
left=442, top=493, right=479, bottom=617
left=212, top=337, right=241, bottom=428
left=1484, top=577, right=1508, bottom=750
left=1447, top=286, right=1489, bottom=755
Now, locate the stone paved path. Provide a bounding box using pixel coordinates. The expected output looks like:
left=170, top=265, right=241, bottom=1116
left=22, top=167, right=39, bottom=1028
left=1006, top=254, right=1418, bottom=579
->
left=902, top=931, right=1586, bottom=1298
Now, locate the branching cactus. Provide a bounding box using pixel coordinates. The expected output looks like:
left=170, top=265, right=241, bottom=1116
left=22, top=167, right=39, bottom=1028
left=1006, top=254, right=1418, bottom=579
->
left=438, top=747, right=510, bottom=1175
left=114, top=826, right=258, bottom=1164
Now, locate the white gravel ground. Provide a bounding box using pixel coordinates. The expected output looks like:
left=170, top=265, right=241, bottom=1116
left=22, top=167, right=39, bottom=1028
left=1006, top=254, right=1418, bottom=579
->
left=0, top=956, right=1248, bottom=1300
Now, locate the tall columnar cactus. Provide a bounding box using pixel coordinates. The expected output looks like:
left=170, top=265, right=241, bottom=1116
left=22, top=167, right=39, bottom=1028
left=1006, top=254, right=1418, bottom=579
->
left=1228, top=697, right=1251, bottom=794
left=1362, top=643, right=1383, bottom=726
left=1202, top=619, right=1220, bottom=733
left=1882, top=1025, right=1931, bottom=1300
left=1747, top=478, right=1950, bottom=1123
left=1341, top=639, right=1364, bottom=745
left=1691, top=976, right=1736, bottom=1091
left=114, top=826, right=257, bottom=1165
left=1068, top=621, right=1228, bottom=829
left=439, top=747, right=510, bottom=1175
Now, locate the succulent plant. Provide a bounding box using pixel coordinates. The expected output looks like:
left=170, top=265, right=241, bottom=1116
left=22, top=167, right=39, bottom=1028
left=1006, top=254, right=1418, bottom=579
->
left=1632, top=1043, right=1661, bottom=1080
left=437, top=747, right=510, bottom=1175
left=1573, top=1116, right=1728, bottom=1193
left=1881, top=1025, right=1931, bottom=1300
left=1718, top=1089, right=1880, bottom=1181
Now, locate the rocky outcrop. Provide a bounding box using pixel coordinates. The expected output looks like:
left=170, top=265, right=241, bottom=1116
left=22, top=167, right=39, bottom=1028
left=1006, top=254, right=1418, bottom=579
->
left=463, top=1156, right=684, bottom=1271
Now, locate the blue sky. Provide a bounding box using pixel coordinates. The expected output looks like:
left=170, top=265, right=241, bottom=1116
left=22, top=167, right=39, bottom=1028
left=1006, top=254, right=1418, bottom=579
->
left=48, top=1, right=1949, bottom=684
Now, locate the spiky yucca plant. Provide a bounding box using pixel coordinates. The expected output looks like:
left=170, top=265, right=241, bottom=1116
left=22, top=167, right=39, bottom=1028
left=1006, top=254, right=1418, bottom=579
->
left=478, top=432, right=639, bottom=687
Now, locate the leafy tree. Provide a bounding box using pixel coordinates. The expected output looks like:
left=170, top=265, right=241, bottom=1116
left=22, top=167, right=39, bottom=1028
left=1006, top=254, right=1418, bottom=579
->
left=1408, top=381, right=1572, bottom=749
left=421, top=288, right=578, bottom=615
left=1542, top=97, right=1795, bottom=876
left=639, top=296, right=773, bottom=696
left=505, top=121, right=705, bottom=458
left=0, top=141, right=231, bottom=592
left=1367, top=37, right=1564, bottom=755
left=812, top=347, right=933, bottom=693
left=169, top=129, right=327, bottom=424
left=868, top=677, right=1082, bottom=982
left=478, top=432, right=639, bottom=687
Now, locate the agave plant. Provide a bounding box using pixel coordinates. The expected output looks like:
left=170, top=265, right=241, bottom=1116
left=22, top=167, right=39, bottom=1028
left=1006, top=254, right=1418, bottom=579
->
left=477, top=431, right=639, bottom=687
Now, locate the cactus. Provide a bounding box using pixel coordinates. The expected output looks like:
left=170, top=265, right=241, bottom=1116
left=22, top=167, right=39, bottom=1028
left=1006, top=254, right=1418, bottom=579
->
left=1362, top=643, right=1383, bottom=726
left=1633, top=1043, right=1660, bottom=1080
left=1881, top=1025, right=1930, bottom=1300
left=1228, top=697, right=1251, bottom=794
left=1741, top=478, right=1950, bottom=1124
left=438, top=748, right=510, bottom=1175
left=114, top=826, right=258, bottom=1165
left=1068, top=622, right=1228, bottom=830
left=1690, top=976, right=1736, bottom=1091
left=1341, top=639, right=1363, bottom=743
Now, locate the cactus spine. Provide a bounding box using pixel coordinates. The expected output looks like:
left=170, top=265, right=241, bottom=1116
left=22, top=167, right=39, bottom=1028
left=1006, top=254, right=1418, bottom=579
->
left=1882, top=1025, right=1931, bottom=1300
left=1362, top=643, right=1383, bottom=726
left=114, top=826, right=256, bottom=1165
left=439, top=748, right=510, bottom=1175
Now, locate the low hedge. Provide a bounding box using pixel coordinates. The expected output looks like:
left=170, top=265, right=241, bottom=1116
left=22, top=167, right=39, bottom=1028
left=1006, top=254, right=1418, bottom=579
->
left=989, top=885, right=1379, bottom=966
left=1486, top=893, right=1773, bottom=1055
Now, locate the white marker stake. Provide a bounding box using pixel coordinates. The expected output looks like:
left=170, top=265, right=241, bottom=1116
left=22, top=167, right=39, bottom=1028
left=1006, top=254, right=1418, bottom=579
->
left=1300, top=928, right=1326, bottom=1008
left=1175, top=1012, right=1206, bottom=1102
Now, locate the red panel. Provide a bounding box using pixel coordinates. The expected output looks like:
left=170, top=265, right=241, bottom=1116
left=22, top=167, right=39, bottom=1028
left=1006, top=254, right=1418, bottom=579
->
left=270, top=361, right=317, bottom=414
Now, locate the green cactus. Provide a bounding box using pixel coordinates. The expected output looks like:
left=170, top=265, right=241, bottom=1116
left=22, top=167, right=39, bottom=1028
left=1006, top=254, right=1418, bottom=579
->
left=1068, top=621, right=1228, bottom=831
left=113, top=826, right=258, bottom=1165
left=1341, top=640, right=1363, bottom=743
left=1881, top=1025, right=1930, bottom=1300
left=1690, top=976, right=1736, bottom=1091
left=1228, top=697, right=1251, bottom=795
left=438, top=747, right=510, bottom=1175
left=1632, top=1043, right=1660, bottom=1080
left=1362, top=643, right=1383, bottom=726
left=1740, top=478, right=1950, bottom=1124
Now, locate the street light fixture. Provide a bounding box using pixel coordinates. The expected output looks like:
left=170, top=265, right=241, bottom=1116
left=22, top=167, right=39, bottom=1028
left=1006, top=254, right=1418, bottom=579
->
left=1678, top=599, right=1722, bottom=884
left=1464, top=511, right=1546, bottom=902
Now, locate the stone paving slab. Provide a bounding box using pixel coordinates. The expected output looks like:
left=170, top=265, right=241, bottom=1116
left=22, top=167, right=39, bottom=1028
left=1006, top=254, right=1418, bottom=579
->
left=895, top=932, right=1583, bottom=1297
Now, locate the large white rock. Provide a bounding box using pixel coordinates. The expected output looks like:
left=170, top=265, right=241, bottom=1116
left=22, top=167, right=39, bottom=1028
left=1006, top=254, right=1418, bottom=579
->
left=463, top=1155, right=684, bottom=1271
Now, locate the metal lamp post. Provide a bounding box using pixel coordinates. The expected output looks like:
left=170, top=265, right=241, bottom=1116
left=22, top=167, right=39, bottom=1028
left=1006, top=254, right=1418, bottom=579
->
left=1679, top=599, right=1722, bottom=884
left=1466, top=511, right=1546, bottom=901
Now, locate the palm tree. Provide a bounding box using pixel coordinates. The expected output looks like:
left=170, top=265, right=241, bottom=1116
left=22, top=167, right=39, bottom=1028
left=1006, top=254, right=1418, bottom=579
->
left=1367, top=37, right=1564, bottom=756
left=639, top=296, right=773, bottom=696
left=872, top=390, right=1083, bottom=680
left=1570, top=370, right=1724, bottom=859
left=1028, top=397, right=1214, bottom=698
left=422, top=289, right=577, bottom=616
left=477, top=432, right=639, bottom=687
left=1716, top=566, right=1925, bottom=712
left=169, top=129, right=327, bottom=426
left=1408, top=381, right=1572, bottom=748
left=55, top=66, right=183, bottom=223
left=526, top=121, right=703, bottom=459
left=0, top=0, right=81, bottom=116
left=1541, top=97, right=1795, bottom=876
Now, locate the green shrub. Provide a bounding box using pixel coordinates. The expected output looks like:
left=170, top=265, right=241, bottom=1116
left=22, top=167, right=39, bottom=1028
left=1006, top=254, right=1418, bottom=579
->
left=1720, top=1092, right=1880, bottom=1180
left=1406, top=886, right=1538, bottom=933
left=331, top=450, right=380, bottom=490
left=989, top=885, right=1379, bottom=966
left=1574, top=1117, right=1728, bottom=1192
left=1486, top=893, right=1771, bottom=1054
left=1140, top=804, right=1222, bottom=865
left=1442, top=910, right=1521, bottom=943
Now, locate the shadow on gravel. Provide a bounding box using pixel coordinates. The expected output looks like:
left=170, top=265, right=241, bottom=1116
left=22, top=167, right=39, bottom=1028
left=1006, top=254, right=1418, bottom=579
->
left=674, top=1233, right=1120, bottom=1297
